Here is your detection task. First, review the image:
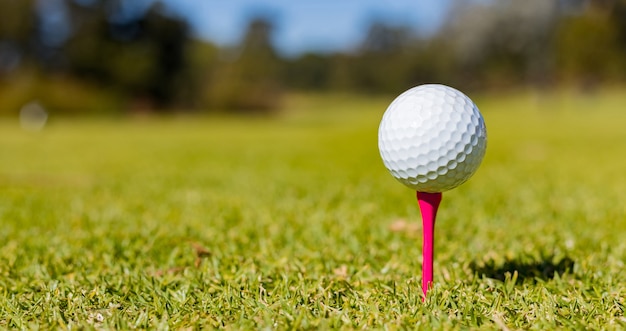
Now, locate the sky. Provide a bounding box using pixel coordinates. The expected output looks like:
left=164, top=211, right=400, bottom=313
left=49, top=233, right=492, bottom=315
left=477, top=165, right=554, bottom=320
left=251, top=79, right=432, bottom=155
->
left=160, top=0, right=453, bottom=56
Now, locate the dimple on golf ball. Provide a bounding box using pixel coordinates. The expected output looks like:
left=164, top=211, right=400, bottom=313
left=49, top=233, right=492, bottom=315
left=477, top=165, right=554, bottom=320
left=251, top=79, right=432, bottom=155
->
left=378, top=84, right=487, bottom=192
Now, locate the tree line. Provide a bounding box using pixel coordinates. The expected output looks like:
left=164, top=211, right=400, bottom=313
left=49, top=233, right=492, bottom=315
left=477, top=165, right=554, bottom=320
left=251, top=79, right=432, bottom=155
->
left=1, top=0, right=625, bottom=115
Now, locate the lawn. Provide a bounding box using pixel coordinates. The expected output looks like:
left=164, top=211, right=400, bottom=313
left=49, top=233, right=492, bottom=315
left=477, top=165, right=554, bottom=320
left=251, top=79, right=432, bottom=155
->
left=1, top=90, right=625, bottom=329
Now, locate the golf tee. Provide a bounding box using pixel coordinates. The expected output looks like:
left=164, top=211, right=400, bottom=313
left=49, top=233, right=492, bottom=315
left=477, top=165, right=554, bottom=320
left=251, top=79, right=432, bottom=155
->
left=417, top=191, right=442, bottom=300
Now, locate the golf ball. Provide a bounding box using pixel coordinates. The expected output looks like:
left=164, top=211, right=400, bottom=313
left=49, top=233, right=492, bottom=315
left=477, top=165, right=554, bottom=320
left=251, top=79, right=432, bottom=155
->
left=378, top=84, right=487, bottom=192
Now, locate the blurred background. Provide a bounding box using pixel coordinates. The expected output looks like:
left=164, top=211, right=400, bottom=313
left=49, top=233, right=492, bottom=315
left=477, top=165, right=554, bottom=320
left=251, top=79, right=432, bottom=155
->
left=0, top=0, right=625, bottom=116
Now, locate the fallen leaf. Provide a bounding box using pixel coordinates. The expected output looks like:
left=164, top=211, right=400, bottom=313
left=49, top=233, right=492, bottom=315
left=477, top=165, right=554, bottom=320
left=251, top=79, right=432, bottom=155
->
left=191, top=242, right=211, bottom=267
left=333, top=265, right=348, bottom=278
left=389, top=219, right=420, bottom=235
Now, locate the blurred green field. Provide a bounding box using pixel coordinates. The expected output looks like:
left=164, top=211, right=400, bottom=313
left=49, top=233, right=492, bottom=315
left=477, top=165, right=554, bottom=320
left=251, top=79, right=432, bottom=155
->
left=1, top=90, right=626, bottom=329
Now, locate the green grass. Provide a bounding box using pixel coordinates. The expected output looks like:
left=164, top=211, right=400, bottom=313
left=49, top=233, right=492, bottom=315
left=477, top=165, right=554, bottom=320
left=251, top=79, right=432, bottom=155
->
left=1, top=90, right=626, bottom=329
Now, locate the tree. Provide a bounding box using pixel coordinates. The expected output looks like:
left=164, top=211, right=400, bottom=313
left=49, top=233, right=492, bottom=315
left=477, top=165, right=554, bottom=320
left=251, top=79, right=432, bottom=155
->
left=555, top=4, right=624, bottom=85
left=62, top=0, right=192, bottom=110
left=0, top=0, right=36, bottom=75
left=441, top=0, right=560, bottom=89
left=208, top=17, right=283, bottom=112
left=284, top=53, right=332, bottom=91
left=350, top=22, right=421, bottom=93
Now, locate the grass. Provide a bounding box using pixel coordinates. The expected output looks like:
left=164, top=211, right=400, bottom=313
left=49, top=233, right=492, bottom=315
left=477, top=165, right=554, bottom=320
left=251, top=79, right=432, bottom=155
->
left=1, top=89, right=626, bottom=329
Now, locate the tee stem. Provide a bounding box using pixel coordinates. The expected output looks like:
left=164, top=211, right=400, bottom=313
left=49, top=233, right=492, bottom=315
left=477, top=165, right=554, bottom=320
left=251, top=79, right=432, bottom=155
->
left=417, top=191, right=442, bottom=300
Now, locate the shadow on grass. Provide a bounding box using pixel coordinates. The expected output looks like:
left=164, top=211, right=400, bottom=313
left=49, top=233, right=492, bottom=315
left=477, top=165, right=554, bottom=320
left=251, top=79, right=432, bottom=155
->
left=470, top=255, right=575, bottom=284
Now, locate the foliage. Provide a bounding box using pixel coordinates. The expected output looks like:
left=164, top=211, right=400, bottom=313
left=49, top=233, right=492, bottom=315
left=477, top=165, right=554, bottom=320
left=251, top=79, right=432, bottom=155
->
left=555, top=7, right=624, bottom=84
left=1, top=91, right=626, bottom=328
left=63, top=1, right=191, bottom=109
left=207, top=19, right=283, bottom=113
left=0, top=69, right=123, bottom=116
left=1, top=0, right=626, bottom=114
left=0, top=0, right=192, bottom=113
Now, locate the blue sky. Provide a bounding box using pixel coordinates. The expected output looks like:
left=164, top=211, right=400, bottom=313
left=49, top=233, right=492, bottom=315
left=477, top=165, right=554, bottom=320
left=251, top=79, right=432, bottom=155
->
left=160, top=0, right=453, bottom=56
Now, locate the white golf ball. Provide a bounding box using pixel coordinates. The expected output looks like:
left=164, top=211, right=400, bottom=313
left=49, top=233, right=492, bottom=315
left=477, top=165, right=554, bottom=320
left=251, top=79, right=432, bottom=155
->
left=378, top=84, right=487, bottom=192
